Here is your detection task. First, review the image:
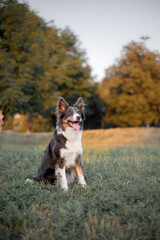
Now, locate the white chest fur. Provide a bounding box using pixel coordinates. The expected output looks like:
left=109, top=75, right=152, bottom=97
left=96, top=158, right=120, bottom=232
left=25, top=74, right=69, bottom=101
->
left=60, top=127, right=83, bottom=169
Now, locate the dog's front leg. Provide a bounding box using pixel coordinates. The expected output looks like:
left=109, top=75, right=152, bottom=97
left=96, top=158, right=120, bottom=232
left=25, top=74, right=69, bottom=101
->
left=75, top=154, right=87, bottom=187
left=56, top=159, right=68, bottom=190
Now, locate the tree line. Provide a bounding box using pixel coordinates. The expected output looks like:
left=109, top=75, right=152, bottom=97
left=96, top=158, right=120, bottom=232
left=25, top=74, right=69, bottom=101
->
left=0, top=0, right=160, bottom=131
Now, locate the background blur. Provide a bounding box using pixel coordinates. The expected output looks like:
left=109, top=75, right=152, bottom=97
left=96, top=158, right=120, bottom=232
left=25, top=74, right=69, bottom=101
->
left=0, top=0, right=160, bottom=133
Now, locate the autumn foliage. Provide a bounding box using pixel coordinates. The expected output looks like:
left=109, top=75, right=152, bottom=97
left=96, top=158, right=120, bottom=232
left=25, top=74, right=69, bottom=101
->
left=100, top=41, right=160, bottom=127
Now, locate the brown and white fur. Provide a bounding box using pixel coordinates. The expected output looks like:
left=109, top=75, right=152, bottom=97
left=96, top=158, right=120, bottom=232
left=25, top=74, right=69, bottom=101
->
left=26, top=97, right=86, bottom=190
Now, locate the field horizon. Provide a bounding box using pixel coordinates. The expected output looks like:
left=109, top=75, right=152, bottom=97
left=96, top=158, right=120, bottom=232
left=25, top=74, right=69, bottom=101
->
left=0, top=127, right=160, bottom=150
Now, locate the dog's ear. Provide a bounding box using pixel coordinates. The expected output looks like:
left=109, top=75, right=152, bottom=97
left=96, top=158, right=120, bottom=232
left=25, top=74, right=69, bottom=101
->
left=74, top=97, right=85, bottom=112
left=57, top=97, right=69, bottom=112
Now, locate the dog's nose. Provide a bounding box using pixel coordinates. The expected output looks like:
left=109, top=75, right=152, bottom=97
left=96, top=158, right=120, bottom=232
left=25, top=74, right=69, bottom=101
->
left=76, top=116, right=81, bottom=121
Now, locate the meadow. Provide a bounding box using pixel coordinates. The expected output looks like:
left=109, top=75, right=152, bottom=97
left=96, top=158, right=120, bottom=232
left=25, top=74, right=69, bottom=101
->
left=0, top=129, right=160, bottom=240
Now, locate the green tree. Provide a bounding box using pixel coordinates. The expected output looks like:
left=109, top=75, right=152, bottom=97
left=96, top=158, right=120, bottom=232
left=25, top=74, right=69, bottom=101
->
left=0, top=0, right=97, bottom=131
left=0, top=0, right=50, bottom=131
left=85, top=84, right=106, bottom=129
left=100, top=41, right=160, bottom=127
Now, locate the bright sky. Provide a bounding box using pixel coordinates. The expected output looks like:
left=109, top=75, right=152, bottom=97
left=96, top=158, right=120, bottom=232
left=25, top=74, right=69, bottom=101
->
left=27, top=0, right=160, bottom=81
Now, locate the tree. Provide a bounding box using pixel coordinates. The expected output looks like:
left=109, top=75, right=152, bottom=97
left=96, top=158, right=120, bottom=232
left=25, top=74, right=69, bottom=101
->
left=0, top=0, right=97, bottom=131
left=0, top=0, right=50, bottom=131
left=85, top=84, right=106, bottom=129
left=100, top=41, right=160, bottom=127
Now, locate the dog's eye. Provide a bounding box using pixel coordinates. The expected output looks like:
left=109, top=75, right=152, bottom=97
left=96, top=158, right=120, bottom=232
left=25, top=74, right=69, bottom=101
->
left=68, top=110, right=72, bottom=115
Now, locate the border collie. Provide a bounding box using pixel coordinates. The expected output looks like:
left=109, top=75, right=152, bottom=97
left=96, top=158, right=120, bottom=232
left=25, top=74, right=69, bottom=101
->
left=26, top=97, right=86, bottom=190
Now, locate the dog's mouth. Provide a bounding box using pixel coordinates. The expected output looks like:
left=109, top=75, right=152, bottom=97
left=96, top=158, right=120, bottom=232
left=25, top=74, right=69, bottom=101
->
left=68, top=121, right=80, bottom=131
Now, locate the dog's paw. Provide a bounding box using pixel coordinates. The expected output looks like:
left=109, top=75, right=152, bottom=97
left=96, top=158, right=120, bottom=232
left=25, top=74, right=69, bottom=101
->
left=79, top=183, right=87, bottom=188
left=25, top=178, right=34, bottom=183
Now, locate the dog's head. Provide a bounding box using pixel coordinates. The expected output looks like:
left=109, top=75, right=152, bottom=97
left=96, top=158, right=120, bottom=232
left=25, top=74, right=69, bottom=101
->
left=56, top=97, right=85, bottom=131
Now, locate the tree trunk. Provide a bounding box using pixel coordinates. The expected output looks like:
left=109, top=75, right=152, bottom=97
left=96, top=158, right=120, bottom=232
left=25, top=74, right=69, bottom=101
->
left=26, top=113, right=33, bottom=134
left=101, top=118, right=105, bottom=129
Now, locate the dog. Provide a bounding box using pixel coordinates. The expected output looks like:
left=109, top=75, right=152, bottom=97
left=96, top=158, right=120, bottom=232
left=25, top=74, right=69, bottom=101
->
left=26, top=97, right=87, bottom=190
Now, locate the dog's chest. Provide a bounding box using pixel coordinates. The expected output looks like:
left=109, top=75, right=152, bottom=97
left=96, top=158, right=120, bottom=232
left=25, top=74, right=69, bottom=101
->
left=60, top=128, right=82, bottom=169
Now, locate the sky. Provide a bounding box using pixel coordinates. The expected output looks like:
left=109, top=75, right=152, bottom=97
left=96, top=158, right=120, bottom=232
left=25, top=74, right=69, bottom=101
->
left=27, top=0, right=160, bottom=81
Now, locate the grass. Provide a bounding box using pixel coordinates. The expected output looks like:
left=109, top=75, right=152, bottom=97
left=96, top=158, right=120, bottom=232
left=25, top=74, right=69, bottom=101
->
left=82, top=127, right=160, bottom=149
left=0, top=130, right=160, bottom=240
left=1, top=127, right=160, bottom=150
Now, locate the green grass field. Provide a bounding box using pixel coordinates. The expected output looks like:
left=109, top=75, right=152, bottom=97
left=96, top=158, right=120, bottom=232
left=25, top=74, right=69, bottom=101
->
left=0, top=131, right=160, bottom=240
